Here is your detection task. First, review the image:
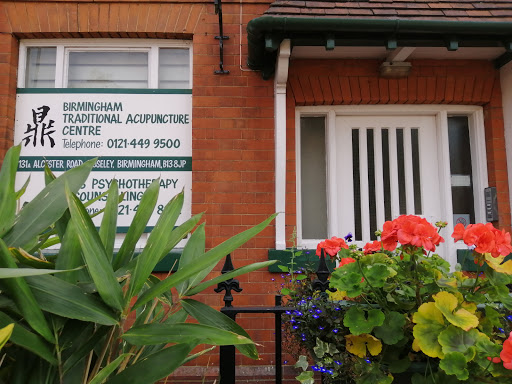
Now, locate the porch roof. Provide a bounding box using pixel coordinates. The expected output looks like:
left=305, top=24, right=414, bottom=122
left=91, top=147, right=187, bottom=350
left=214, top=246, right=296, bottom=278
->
left=247, top=1, right=512, bottom=78
left=264, top=0, right=512, bottom=20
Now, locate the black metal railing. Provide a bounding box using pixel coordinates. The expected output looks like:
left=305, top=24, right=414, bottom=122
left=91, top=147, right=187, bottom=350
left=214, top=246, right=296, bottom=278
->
left=216, top=251, right=332, bottom=384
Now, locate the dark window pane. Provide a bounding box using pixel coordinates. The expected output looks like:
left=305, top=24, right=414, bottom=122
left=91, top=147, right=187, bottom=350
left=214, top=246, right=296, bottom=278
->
left=301, top=117, right=328, bottom=239
left=367, top=129, right=377, bottom=240
left=449, top=117, right=473, bottom=175
left=352, top=129, right=362, bottom=241
left=448, top=116, right=475, bottom=224
left=396, top=129, right=406, bottom=215
left=411, top=129, right=422, bottom=214
left=382, top=129, right=391, bottom=221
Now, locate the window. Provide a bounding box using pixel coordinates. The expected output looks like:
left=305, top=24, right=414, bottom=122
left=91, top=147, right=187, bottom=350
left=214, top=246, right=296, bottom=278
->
left=297, top=106, right=488, bottom=265
left=19, top=40, right=192, bottom=89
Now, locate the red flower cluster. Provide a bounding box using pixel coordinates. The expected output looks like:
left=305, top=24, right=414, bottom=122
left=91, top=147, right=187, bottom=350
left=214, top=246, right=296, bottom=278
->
left=363, top=240, right=382, bottom=255
left=452, top=222, right=512, bottom=258
left=381, top=215, right=444, bottom=252
left=501, top=333, right=512, bottom=370
left=490, top=333, right=512, bottom=370
left=316, top=236, right=348, bottom=258
left=339, top=257, right=356, bottom=266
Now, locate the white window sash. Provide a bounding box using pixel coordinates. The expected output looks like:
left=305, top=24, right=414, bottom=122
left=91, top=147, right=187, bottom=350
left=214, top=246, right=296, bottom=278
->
left=18, top=39, right=192, bottom=89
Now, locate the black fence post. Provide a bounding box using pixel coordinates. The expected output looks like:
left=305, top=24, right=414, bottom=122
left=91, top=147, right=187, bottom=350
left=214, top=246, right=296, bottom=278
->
left=275, top=294, right=283, bottom=384
left=218, top=311, right=237, bottom=384
left=216, top=252, right=335, bottom=384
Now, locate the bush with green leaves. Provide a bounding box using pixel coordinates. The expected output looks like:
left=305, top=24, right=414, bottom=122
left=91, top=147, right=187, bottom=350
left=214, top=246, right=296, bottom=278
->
left=0, top=145, right=276, bottom=384
left=284, top=216, right=512, bottom=384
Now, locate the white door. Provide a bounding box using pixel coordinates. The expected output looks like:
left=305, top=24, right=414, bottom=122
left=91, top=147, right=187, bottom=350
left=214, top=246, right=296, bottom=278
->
left=335, top=115, right=442, bottom=242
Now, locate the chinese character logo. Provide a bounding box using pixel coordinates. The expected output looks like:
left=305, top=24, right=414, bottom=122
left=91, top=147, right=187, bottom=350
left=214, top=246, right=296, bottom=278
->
left=23, top=105, right=56, bottom=148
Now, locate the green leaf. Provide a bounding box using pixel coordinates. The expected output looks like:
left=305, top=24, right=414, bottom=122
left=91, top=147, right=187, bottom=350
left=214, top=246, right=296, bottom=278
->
left=439, top=352, right=469, bottom=380
left=147, top=274, right=173, bottom=306
left=185, top=260, right=277, bottom=296
left=3, top=158, right=96, bottom=248
left=10, top=247, right=55, bottom=270
left=438, top=325, right=487, bottom=360
left=295, top=371, right=315, bottom=384
left=123, top=322, right=254, bottom=346
left=411, top=373, right=436, bottom=384
left=330, top=262, right=363, bottom=297
left=181, top=298, right=259, bottom=359
left=62, top=326, right=110, bottom=374
left=475, top=335, right=502, bottom=359
left=133, top=214, right=277, bottom=310
left=295, top=355, right=309, bottom=371
left=133, top=310, right=188, bottom=361
left=364, top=264, right=393, bottom=288
left=88, top=353, right=132, bottom=384
left=484, top=305, right=502, bottom=329
left=128, top=191, right=184, bottom=298
left=55, top=220, right=83, bottom=283
left=343, top=306, right=385, bottom=335
left=104, top=343, right=194, bottom=384
left=160, top=212, right=203, bottom=261
left=313, top=338, right=338, bottom=358
left=412, top=302, right=446, bottom=358
left=113, top=179, right=160, bottom=270
left=0, top=311, right=57, bottom=365
left=0, top=145, right=20, bottom=237
left=0, top=239, right=54, bottom=343
left=0, top=267, right=77, bottom=278
left=44, top=162, right=57, bottom=185
left=99, top=180, right=119, bottom=260
left=66, top=187, right=124, bottom=311
left=374, top=311, right=406, bottom=345
left=25, top=275, right=118, bottom=325
left=176, top=223, right=206, bottom=296
left=14, top=174, right=31, bottom=201
left=433, top=291, right=479, bottom=331
left=388, top=357, right=411, bottom=374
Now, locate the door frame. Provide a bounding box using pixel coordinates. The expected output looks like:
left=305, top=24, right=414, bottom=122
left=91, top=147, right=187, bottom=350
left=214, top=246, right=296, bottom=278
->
left=295, top=105, right=487, bottom=266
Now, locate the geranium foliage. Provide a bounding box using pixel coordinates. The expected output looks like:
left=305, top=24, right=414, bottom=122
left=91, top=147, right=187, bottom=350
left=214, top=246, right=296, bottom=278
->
left=283, top=215, right=512, bottom=383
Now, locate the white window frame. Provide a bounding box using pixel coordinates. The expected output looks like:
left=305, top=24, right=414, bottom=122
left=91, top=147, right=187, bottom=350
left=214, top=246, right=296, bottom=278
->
left=295, top=105, right=488, bottom=266
left=17, top=39, right=193, bottom=89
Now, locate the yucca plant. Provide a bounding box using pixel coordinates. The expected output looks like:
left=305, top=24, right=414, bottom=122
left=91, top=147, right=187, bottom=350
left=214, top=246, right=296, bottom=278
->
left=0, top=145, right=275, bottom=384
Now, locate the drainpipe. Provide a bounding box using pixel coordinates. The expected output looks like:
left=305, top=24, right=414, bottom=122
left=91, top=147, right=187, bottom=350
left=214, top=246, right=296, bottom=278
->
left=274, top=39, right=290, bottom=250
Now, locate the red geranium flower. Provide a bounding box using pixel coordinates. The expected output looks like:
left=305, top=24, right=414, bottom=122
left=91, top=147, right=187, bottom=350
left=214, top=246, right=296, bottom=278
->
left=339, top=257, right=356, bottom=266
left=492, top=227, right=512, bottom=258
left=452, top=223, right=465, bottom=242
left=316, top=236, right=348, bottom=258
left=363, top=240, right=382, bottom=255
left=500, top=333, right=512, bottom=370
left=452, top=222, right=512, bottom=258
left=381, top=215, right=444, bottom=252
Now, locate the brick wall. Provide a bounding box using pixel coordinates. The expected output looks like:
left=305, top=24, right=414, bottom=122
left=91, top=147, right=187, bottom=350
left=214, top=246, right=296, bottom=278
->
left=0, top=33, right=17, bottom=158
left=0, top=0, right=280, bottom=378
left=1, top=1, right=511, bottom=382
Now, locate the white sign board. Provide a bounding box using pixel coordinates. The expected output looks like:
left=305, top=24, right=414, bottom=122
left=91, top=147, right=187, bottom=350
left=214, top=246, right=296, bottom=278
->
left=14, top=91, right=192, bottom=230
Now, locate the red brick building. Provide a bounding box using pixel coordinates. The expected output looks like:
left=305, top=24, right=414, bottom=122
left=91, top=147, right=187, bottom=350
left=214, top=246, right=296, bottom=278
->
left=2, top=0, right=512, bottom=382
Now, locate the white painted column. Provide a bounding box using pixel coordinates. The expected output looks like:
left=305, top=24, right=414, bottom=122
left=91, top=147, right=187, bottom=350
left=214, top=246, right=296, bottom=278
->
left=500, top=62, right=512, bottom=225
left=274, top=40, right=291, bottom=250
